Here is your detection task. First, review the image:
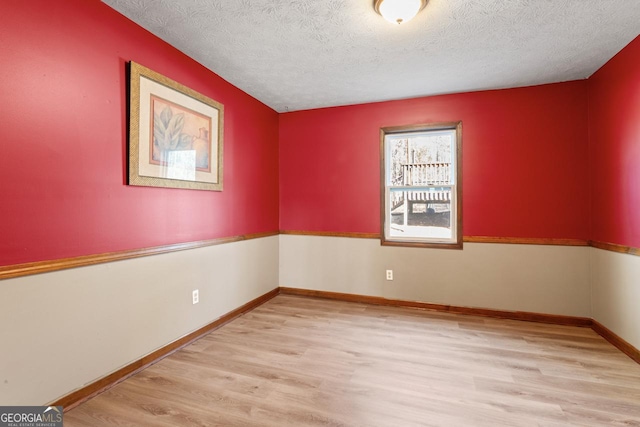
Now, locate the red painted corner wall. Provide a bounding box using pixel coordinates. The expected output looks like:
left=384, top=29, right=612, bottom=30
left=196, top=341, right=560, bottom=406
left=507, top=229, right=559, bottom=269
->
left=279, top=82, right=590, bottom=239
left=588, top=35, right=640, bottom=249
left=0, top=0, right=279, bottom=266
left=8, top=0, right=634, bottom=267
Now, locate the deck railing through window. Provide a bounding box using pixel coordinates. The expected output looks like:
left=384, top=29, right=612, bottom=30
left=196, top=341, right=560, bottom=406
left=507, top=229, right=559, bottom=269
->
left=401, top=162, right=451, bottom=185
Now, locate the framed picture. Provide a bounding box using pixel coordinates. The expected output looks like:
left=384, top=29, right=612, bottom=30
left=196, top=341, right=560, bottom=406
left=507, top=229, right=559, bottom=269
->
left=128, top=61, right=224, bottom=191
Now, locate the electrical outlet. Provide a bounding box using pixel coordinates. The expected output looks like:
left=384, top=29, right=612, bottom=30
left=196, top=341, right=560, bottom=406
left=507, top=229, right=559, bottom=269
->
left=386, top=270, right=393, bottom=281
left=192, top=289, right=199, bottom=305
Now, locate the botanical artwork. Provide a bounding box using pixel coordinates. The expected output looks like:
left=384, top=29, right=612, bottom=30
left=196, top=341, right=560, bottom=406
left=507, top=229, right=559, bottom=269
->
left=151, top=96, right=212, bottom=172
left=128, top=61, right=224, bottom=191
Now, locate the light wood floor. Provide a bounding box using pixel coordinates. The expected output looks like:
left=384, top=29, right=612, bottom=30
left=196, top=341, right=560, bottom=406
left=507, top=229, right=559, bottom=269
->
left=65, top=295, right=640, bottom=426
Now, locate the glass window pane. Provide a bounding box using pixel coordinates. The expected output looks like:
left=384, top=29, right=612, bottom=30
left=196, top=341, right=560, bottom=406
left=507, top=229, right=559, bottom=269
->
left=387, top=131, right=454, bottom=187
left=388, top=187, right=453, bottom=240
left=382, top=123, right=461, bottom=248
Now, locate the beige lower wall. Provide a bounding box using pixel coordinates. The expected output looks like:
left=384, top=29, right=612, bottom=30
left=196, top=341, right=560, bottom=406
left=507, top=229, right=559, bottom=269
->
left=279, top=235, right=591, bottom=317
left=0, top=235, right=279, bottom=406
left=591, top=247, right=640, bottom=350
left=6, top=234, right=638, bottom=407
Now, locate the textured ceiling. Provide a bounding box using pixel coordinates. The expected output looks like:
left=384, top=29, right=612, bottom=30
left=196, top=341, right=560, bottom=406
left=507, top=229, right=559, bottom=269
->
left=102, top=0, right=639, bottom=112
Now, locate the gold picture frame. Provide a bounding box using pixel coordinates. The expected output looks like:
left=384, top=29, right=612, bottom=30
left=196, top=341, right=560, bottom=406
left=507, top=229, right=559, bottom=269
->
left=128, top=61, right=224, bottom=191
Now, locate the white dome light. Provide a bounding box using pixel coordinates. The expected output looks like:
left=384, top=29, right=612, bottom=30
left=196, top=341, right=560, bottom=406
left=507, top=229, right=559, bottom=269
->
left=374, top=0, right=427, bottom=25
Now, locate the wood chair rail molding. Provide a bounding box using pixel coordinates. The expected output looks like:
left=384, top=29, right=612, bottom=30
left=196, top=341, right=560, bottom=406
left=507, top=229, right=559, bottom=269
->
left=279, top=230, right=380, bottom=239
left=589, top=240, right=640, bottom=256
left=1, top=231, right=637, bottom=281
left=464, top=236, right=589, bottom=246
left=281, top=231, right=590, bottom=246
left=281, top=231, right=640, bottom=255
left=0, top=231, right=278, bottom=281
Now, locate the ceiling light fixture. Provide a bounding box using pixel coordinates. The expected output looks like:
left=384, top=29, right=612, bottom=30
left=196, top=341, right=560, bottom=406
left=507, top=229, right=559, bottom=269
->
left=374, top=0, right=427, bottom=25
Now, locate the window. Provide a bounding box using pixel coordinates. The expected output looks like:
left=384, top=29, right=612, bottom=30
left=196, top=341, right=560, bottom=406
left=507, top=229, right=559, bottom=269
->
left=381, top=122, right=462, bottom=248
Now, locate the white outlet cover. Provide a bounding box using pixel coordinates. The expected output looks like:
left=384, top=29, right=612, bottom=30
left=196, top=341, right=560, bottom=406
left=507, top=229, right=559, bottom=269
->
left=192, top=289, right=199, bottom=304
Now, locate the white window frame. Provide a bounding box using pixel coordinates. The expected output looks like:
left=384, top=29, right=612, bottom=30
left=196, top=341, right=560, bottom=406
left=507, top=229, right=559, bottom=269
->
left=380, top=122, right=463, bottom=249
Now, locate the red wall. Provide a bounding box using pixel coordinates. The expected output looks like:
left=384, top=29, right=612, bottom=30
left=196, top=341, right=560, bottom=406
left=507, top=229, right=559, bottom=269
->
left=588, top=36, right=640, bottom=248
left=0, top=0, right=279, bottom=266
left=5, top=0, right=632, bottom=268
left=280, top=83, right=590, bottom=239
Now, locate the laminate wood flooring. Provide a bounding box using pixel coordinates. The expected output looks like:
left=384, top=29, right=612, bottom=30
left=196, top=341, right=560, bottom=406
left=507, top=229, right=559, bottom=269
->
left=65, top=295, right=640, bottom=426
